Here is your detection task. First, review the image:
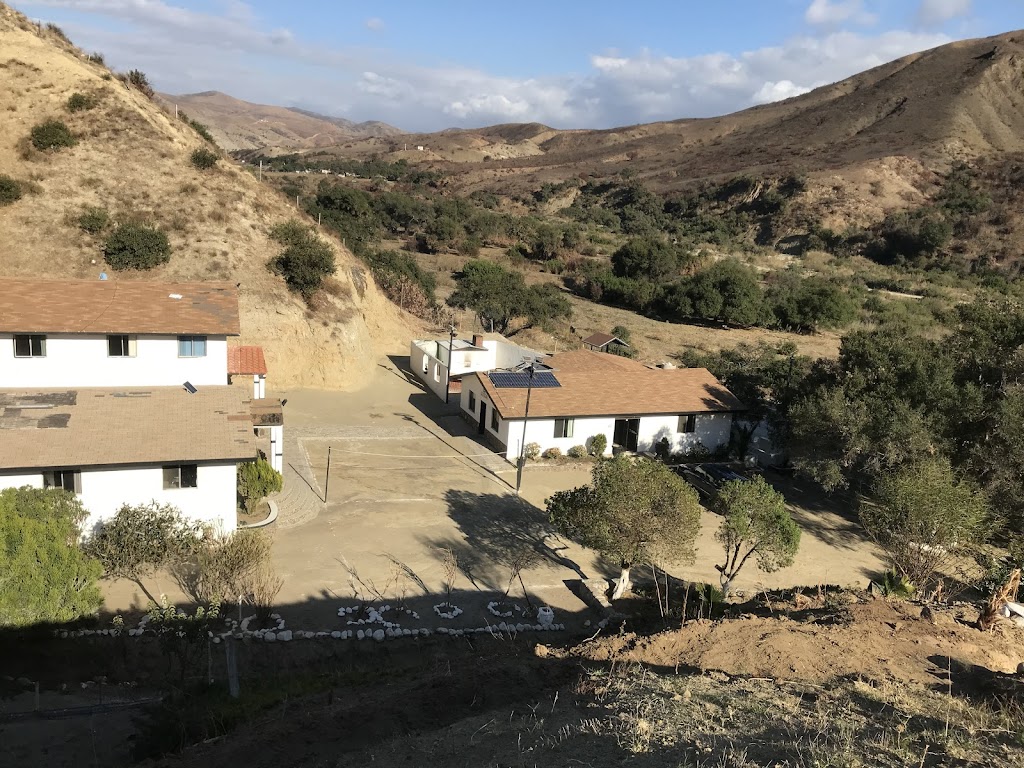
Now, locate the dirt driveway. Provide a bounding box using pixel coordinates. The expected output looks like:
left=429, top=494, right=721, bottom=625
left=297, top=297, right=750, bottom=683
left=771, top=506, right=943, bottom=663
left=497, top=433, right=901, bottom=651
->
left=264, top=358, right=885, bottom=624
left=101, top=357, right=885, bottom=625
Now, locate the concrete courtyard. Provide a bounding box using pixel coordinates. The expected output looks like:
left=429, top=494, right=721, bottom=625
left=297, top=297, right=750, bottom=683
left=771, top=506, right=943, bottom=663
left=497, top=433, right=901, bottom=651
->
left=102, top=356, right=886, bottom=629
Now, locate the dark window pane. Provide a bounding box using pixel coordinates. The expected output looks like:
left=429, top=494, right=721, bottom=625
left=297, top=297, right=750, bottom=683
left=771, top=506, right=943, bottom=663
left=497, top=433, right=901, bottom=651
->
left=108, top=335, right=128, bottom=356
left=14, top=335, right=30, bottom=356
left=163, top=466, right=180, bottom=489
left=181, top=464, right=198, bottom=488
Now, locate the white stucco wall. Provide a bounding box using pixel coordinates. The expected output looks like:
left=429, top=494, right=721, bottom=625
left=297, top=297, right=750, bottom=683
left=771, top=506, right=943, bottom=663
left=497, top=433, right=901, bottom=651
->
left=0, top=333, right=229, bottom=388
left=0, top=462, right=239, bottom=535
left=0, top=472, right=43, bottom=489
left=505, top=416, right=615, bottom=461
left=412, top=338, right=541, bottom=401
left=637, top=413, right=733, bottom=454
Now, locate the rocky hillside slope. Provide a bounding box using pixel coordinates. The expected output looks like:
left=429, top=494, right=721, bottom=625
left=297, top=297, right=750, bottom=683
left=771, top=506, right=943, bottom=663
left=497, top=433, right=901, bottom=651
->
left=0, top=5, right=411, bottom=390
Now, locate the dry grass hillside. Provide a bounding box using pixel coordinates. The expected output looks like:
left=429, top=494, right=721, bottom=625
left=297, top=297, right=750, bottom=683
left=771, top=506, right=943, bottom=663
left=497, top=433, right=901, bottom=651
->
left=156, top=91, right=402, bottom=152
left=0, top=5, right=412, bottom=390
left=299, top=30, right=1024, bottom=202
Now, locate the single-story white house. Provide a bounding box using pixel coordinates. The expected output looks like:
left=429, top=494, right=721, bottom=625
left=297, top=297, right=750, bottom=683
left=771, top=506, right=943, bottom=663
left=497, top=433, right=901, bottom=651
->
left=459, top=349, right=745, bottom=463
left=410, top=333, right=541, bottom=400
left=0, top=386, right=256, bottom=535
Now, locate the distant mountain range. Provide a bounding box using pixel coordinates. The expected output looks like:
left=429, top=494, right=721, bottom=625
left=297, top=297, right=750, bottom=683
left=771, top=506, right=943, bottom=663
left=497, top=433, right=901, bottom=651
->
left=155, top=91, right=403, bottom=151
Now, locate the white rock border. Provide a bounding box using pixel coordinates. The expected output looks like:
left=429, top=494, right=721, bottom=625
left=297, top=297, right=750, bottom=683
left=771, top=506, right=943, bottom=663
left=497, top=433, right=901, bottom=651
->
left=55, top=608, right=566, bottom=643
left=433, top=602, right=463, bottom=619
left=337, top=603, right=420, bottom=628
left=486, top=600, right=524, bottom=619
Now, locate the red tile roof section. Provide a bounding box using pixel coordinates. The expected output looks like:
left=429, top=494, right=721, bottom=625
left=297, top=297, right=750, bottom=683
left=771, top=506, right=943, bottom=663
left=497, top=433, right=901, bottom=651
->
left=228, top=345, right=268, bottom=375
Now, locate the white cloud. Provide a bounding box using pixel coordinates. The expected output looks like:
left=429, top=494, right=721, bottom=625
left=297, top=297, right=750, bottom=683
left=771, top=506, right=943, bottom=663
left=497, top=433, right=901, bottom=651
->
left=753, top=80, right=811, bottom=103
left=805, top=0, right=877, bottom=27
left=916, top=0, right=972, bottom=26
left=14, top=0, right=951, bottom=131
left=364, top=17, right=384, bottom=32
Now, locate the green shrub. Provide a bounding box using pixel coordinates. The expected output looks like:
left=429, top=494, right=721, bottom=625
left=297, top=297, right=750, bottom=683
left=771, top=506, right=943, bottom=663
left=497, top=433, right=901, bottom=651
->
left=237, top=459, right=283, bottom=514
left=125, top=69, right=154, bottom=98
left=190, top=147, right=218, bottom=170
left=267, top=221, right=336, bottom=298
left=179, top=111, right=215, bottom=144
left=524, top=442, right=541, bottom=460
left=0, top=487, right=103, bottom=627
left=88, top=52, right=105, bottom=65
left=30, top=119, right=77, bottom=151
left=83, top=502, right=205, bottom=603
left=77, top=205, right=110, bottom=234
left=567, top=445, right=588, bottom=459
left=103, top=223, right=171, bottom=270
left=588, top=433, right=608, bottom=457
left=0, top=174, right=22, bottom=206
left=542, top=447, right=563, bottom=460
left=66, top=92, right=97, bottom=112
left=874, top=569, right=916, bottom=599
left=45, top=23, right=71, bottom=44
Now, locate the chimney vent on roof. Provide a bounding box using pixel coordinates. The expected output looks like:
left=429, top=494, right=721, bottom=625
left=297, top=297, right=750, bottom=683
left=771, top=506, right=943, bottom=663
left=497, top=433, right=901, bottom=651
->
left=472, top=334, right=484, bottom=347
left=168, top=293, right=183, bottom=300
left=660, top=361, right=676, bottom=370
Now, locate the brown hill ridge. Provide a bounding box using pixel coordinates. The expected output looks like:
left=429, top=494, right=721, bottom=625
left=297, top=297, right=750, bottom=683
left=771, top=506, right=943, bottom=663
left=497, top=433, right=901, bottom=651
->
left=298, top=30, right=1024, bottom=196
left=157, top=91, right=403, bottom=151
left=0, top=4, right=411, bottom=389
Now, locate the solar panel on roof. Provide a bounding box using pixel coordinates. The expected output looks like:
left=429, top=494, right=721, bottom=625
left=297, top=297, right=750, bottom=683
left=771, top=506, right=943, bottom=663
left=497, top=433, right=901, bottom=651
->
left=488, top=372, right=561, bottom=389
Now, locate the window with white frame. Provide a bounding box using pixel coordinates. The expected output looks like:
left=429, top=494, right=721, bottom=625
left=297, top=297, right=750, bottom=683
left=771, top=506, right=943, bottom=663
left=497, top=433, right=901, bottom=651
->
left=468, top=391, right=477, bottom=412
left=44, top=469, right=81, bottom=493
left=177, top=336, right=207, bottom=357
left=162, top=464, right=198, bottom=489
left=554, top=418, right=574, bottom=438
left=107, top=334, right=137, bottom=357
left=678, top=414, right=697, bottom=433
left=13, top=334, right=46, bottom=358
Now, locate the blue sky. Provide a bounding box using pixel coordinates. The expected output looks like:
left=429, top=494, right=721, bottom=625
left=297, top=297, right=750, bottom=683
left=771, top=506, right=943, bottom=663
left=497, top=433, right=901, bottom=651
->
left=11, top=1, right=1021, bottom=130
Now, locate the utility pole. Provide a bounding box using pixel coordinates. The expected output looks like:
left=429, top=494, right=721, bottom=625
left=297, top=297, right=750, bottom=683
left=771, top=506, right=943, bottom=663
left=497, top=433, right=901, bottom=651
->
left=515, top=362, right=538, bottom=496
left=259, top=159, right=263, bottom=182
left=445, top=321, right=457, bottom=404
left=325, top=446, right=331, bottom=503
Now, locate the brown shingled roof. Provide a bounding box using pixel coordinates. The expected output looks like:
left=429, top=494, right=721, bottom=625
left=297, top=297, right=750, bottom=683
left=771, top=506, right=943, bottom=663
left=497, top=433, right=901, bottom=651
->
left=477, top=349, right=745, bottom=419
left=0, top=279, right=241, bottom=335
left=581, top=332, right=627, bottom=348
left=0, top=386, right=255, bottom=470
left=228, top=345, right=268, bottom=376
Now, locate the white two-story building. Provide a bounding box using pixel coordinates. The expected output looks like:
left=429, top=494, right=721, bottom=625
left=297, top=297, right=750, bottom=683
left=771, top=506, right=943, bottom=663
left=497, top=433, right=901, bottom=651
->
left=0, top=278, right=279, bottom=534
left=459, top=349, right=745, bottom=463
left=410, top=333, right=541, bottom=400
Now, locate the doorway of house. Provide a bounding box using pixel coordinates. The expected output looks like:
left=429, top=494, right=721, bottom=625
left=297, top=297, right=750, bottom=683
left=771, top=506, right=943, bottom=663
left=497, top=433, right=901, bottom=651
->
left=613, top=418, right=640, bottom=452
left=478, top=402, right=487, bottom=434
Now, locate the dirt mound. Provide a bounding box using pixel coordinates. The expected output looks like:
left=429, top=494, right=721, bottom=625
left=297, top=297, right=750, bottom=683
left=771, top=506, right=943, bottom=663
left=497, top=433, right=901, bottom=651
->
left=576, top=599, right=1024, bottom=686
left=0, top=4, right=412, bottom=389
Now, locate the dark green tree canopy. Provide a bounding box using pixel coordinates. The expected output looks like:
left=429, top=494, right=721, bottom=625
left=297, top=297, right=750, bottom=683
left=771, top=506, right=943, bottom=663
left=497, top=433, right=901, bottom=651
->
left=267, top=221, right=336, bottom=299
left=714, top=477, right=800, bottom=594
left=448, top=260, right=570, bottom=334
left=0, top=487, right=102, bottom=627
left=103, top=223, right=171, bottom=271
left=547, top=456, right=701, bottom=598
